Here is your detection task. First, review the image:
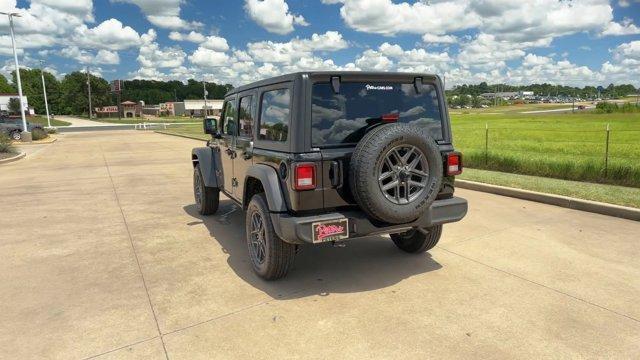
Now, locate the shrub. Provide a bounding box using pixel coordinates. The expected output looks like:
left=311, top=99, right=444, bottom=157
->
left=31, top=128, right=48, bottom=141
left=595, top=101, right=639, bottom=113
left=0, top=133, right=16, bottom=153
left=46, top=127, right=57, bottom=134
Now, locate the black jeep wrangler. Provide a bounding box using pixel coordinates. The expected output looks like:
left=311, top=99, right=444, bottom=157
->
left=192, top=72, right=467, bottom=280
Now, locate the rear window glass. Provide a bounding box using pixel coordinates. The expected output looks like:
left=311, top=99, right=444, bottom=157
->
left=311, top=82, right=443, bottom=146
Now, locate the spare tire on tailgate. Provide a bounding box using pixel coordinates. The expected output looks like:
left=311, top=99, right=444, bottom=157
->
left=349, top=123, right=443, bottom=224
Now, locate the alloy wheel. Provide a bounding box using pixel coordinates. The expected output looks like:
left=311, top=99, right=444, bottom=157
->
left=249, top=211, right=266, bottom=264
left=377, top=145, right=429, bottom=205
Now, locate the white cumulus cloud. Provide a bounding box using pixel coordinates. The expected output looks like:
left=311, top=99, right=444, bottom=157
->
left=112, top=0, right=203, bottom=29
left=72, top=19, right=141, bottom=50
left=244, top=0, right=308, bottom=35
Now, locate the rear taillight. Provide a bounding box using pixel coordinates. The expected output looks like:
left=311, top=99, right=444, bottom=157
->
left=294, top=163, right=316, bottom=190
left=446, top=152, right=463, bottom=176
left=381, top=113, right=399, bottom=122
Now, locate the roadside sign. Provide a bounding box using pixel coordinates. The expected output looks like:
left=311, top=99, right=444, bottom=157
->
left=111, top=80, right=122, bottom=93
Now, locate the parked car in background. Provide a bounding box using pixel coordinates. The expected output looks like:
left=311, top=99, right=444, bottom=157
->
left=0, top=117, right=44, bottom=141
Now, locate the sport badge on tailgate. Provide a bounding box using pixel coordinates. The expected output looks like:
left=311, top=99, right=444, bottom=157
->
left=312, top=219, right=349, bottom=243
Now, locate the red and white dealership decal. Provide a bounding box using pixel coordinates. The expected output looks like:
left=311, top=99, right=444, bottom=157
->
left=312, top=219, right=349, bottom=243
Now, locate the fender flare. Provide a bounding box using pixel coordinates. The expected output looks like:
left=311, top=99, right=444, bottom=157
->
left=244, top=164, right=287, bottom=212
left=191, top=147, right=222, bottom=188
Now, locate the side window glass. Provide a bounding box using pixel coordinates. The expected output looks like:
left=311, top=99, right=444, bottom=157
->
left=223, top=100, right=237, bottom=136
left=259, top=88, right=290, bottom=142
left=238, top=96, right=254, bottom=138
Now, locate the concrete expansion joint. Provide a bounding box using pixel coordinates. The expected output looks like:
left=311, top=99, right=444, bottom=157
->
left=439, top=247, right=640, bottom=325
left=102, top=153, right=170, bottom=360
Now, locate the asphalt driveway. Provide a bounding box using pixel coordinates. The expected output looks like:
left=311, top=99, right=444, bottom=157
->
left=1, top=131, right=638, bottom=359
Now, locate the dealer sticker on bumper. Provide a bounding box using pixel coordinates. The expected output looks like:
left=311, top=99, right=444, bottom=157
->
left=312, top=219, right=349, bottom=243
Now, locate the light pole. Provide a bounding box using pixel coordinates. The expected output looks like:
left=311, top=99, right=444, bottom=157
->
left=86, top=67, right=92, bottom=119
left=39, top=60, right=51, bottom=128
left=203, top=80, right=208, bottom=118
left=1, top=11, right=28, bottom=137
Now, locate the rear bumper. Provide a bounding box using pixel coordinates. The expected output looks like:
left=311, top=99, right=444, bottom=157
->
left=271, top=196, right=468, bottom=244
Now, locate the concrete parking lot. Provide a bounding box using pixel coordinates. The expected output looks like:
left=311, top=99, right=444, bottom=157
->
left=1, top=131, right=639, bottom=359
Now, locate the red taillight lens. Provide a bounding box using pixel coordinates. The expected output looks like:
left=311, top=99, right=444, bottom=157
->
left=294, top=163, right=316, bottom=190
left=447, top=153, right=463, bottom=176
left=381, top=113, right=399, bottom=122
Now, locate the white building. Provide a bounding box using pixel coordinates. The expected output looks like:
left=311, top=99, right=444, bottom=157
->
left=184, top=99, right=224, bottom=117
left=0, top=93, right=33, bottom=115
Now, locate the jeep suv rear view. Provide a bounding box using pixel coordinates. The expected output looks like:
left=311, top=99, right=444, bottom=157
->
left=191, top=72, right=467, bottom=280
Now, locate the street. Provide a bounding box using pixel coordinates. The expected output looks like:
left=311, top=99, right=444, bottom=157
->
left=1, top=131, right=638, bottom=359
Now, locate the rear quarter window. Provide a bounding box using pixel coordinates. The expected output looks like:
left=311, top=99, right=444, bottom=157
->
left=259, top=88, right=290, bottom=142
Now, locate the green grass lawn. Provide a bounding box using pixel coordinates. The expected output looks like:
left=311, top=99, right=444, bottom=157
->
left=157, top=123, right=209, bottom=140
left=451, top=111, right=640, bottom=187
left=94, top=117, right=200, bottom=124
left=29, top=116, right=71, bottom=127
left=458, top=168, right=640, bottom=208
left=156, top=109, right=640, bottom=190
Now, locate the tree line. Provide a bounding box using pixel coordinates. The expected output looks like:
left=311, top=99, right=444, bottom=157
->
left=1, top=71, right=233, bottom=117
left=2, top=70, right=637, bottom=116
left=445, top=82, right=637, bottom=99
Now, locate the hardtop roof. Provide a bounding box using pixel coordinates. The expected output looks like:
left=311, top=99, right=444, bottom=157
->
left=225, top=71, right=441, bottom=96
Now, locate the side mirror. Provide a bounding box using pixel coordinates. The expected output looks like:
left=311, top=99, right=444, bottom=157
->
left=203, top=117, right=217, bottom=135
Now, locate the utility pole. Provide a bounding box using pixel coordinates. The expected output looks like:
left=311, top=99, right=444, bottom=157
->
left=86, top=67, right=92, bottom=119
left=203, top=80, right=208, bottom=118
left=1, top=11, right=28, bottom=137
left=39, top=60, right=51, bottom=128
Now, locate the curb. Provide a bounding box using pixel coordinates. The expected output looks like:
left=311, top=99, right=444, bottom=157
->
left=0, top=152, right=26, bottom=165
left=15, top=137, right=58, bottom=145
left=155, top=131, right=207, bottom=142
left=455, top=179, right=640, bottom=222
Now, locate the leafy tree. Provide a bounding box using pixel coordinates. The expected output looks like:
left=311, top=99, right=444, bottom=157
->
left=471, top=95, right=482, bottom=108
left=11, top=69, right=60, bottom=115
left=445, top=82, right=637, bottom=100
left=118, top=78, right=233, bottom=105
left=58, top=72, right=110, bottom=116
left=8, top=97, right=21, bottom=114
left=0, top=74, right=14, bottom=93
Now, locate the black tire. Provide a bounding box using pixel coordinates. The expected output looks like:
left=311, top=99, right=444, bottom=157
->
left=194, top=164, right=219, bottom=215
left=391, top=225, right=443, bottom=253
left=349, top=123, right=443, bottom=224
left=10, top=131, right=21, bottom=141
left=246, top=194, right=296, bottom=280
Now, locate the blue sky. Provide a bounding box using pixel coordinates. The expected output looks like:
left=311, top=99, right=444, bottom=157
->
left=1, top=0, right=639, bottom=87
